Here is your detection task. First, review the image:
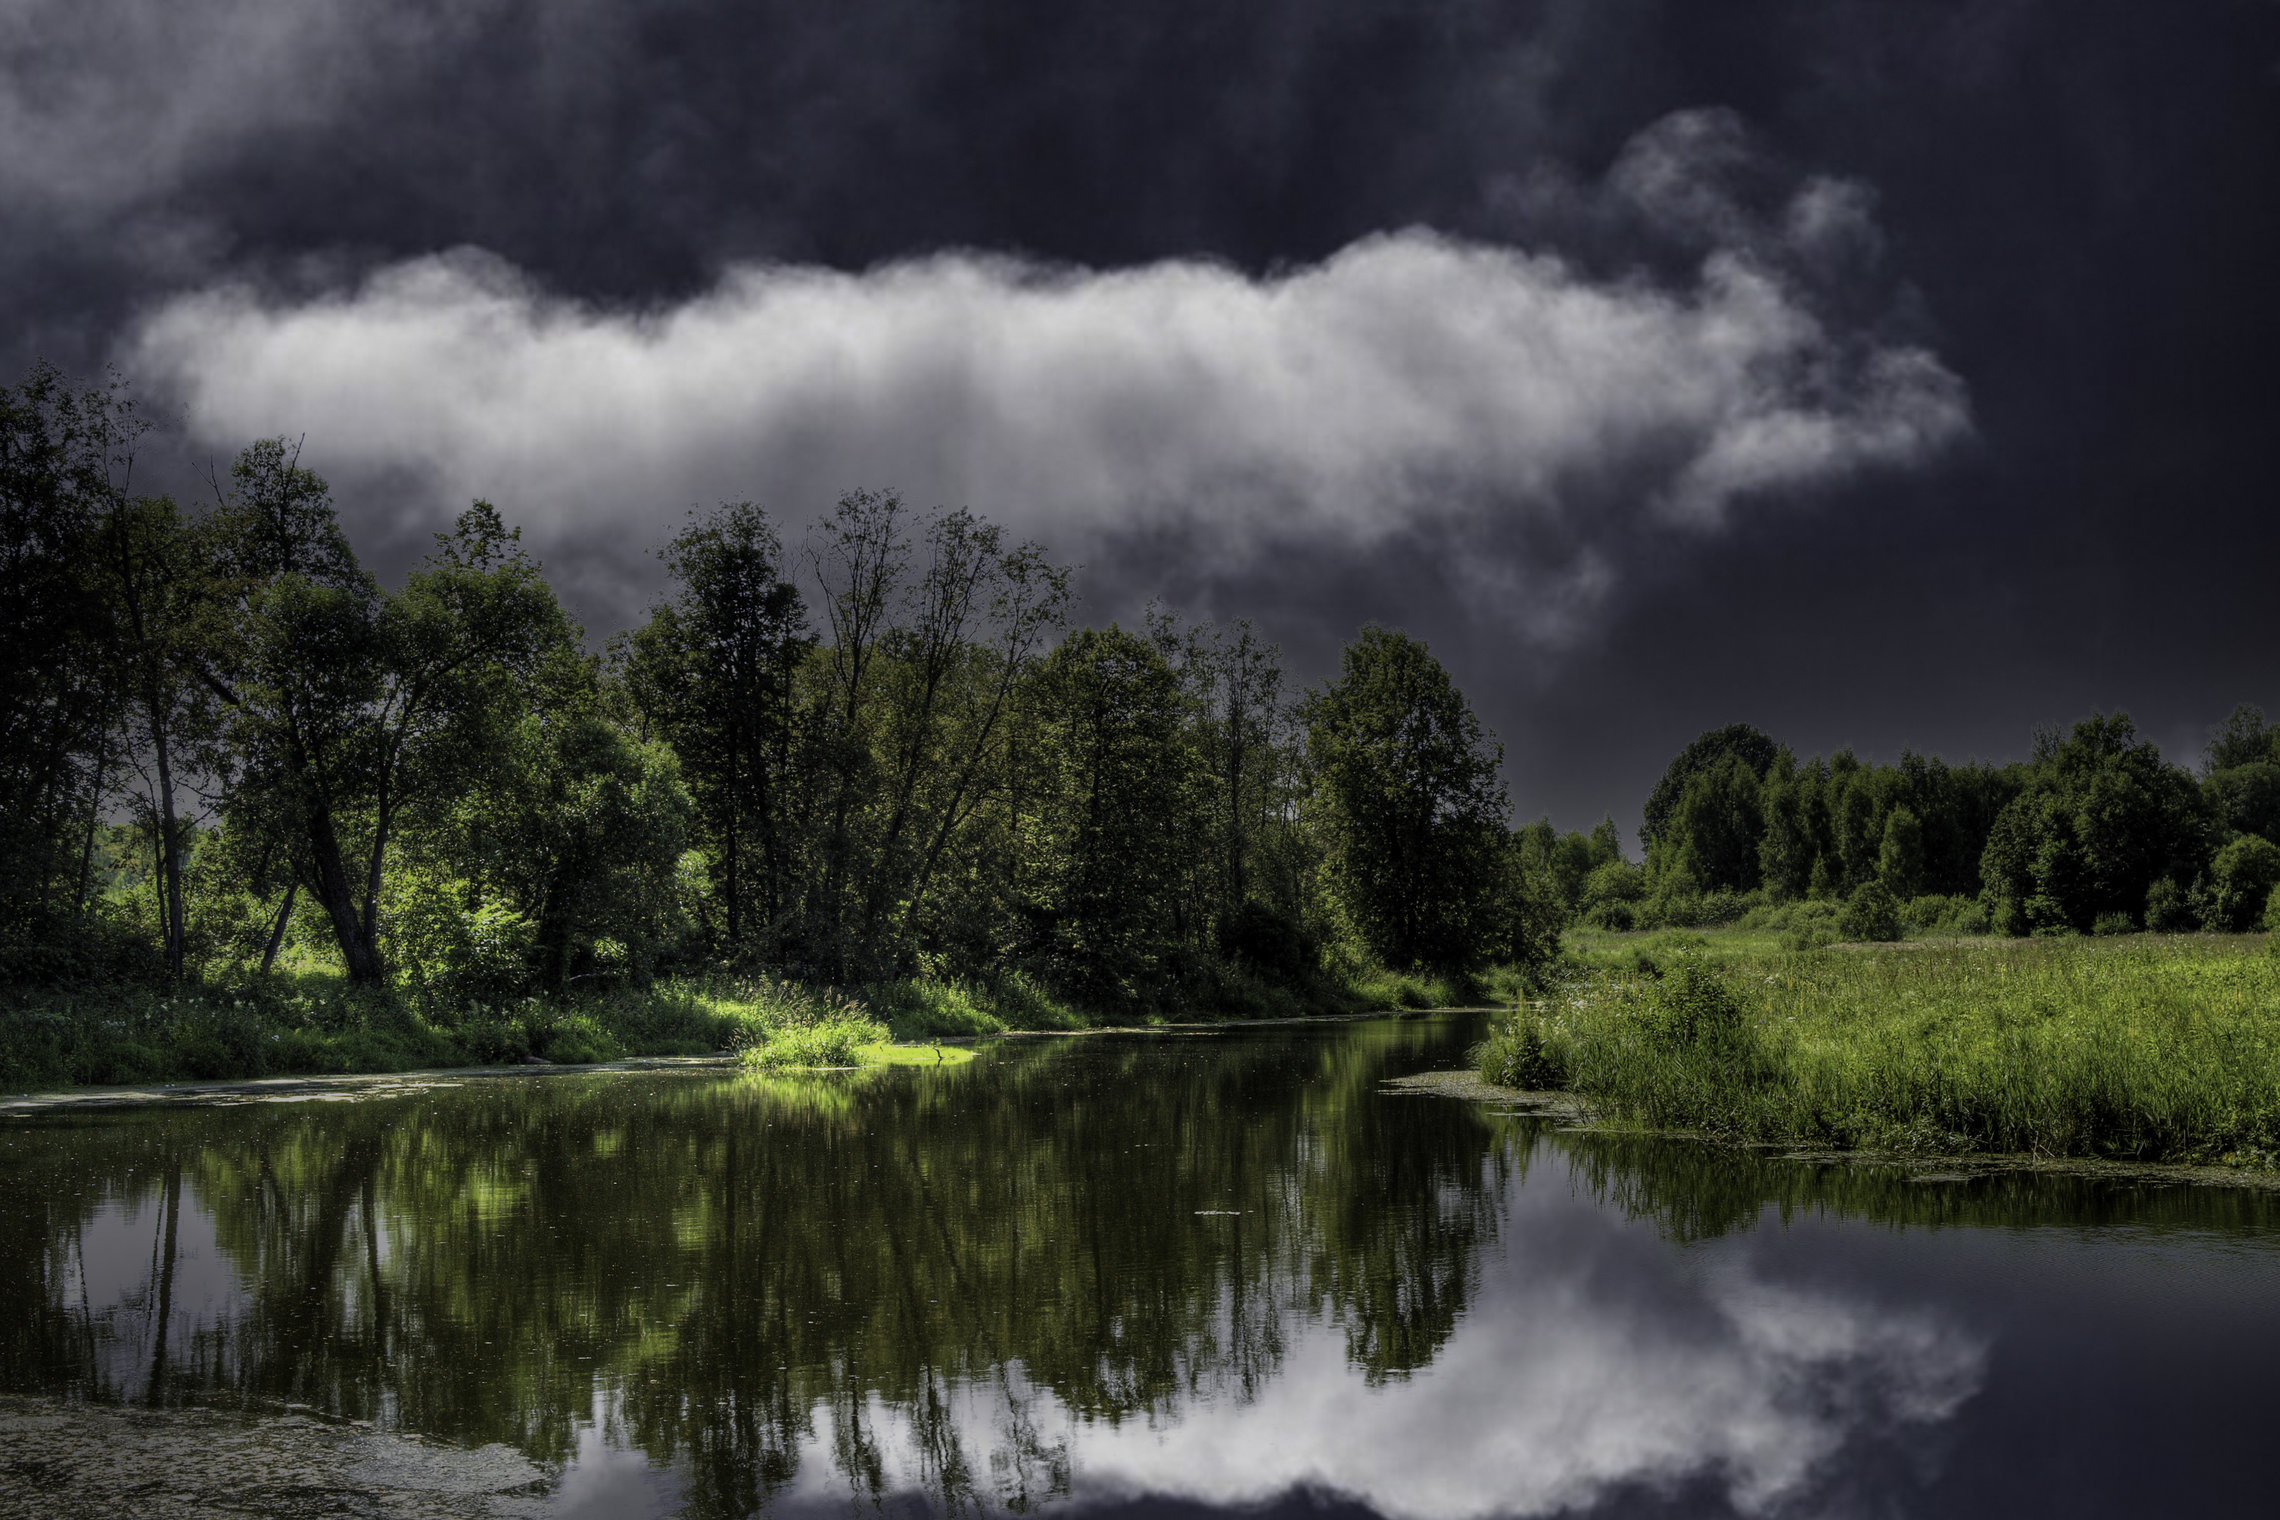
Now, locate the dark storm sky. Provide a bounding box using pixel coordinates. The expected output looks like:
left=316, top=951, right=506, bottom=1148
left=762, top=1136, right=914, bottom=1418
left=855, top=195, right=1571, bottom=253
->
left=7, top=0, right=2278, bottom=839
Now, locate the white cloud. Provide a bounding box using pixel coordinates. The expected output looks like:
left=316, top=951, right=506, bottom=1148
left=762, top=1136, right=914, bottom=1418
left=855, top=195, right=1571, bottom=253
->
left=762, top=1230, right=1984, bottom=1518
left=124, top=127, right=1966, bottom=640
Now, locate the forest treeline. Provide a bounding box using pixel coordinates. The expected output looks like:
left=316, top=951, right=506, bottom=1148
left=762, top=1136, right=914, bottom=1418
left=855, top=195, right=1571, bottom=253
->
left=7, top=361, right=2272, bottom=1034
left=1, top=363, right=1551, bottom=1017
left=1532, top=708, right=2280, bottom=943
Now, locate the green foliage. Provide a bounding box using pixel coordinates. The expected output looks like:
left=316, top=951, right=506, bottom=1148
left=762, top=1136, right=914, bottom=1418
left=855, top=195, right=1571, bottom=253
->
left=739, top=1015, right=892, bottom=1071
left=1897, top=892, right=1990, bottom=936
left=1660, top=754, right=1766, bottom=891
left=1579, top=858, right=1645, bottom=929
left=1640, top=724, right=1780, bottom=858
left=613, top=501, right=810, bottom=946
left=1017, top=625, right=1201, bottom=1005
left=1513, top=815, right=1622, bottom=918
left=1980, top=712, right=2207, bottom=937
left=1301, top=626, right=1509, bottom=970
left=2200, top=834, right=2280, bottom=932
left=2146, top=876, right=2196, bottom=932
left=1486, top=935, right=2280, bottom=1162
left=1878, top=805, right=1925, bottom=898
left=1837, top=880, right=1902, bottom=942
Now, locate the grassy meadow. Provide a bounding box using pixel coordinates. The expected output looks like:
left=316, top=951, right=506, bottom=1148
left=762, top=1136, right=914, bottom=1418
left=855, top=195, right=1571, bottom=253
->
left=1479, top=929, right=2280, bottom=1166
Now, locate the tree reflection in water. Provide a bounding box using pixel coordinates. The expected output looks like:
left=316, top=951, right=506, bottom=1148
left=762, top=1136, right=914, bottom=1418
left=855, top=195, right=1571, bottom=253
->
left=0, top=1017, right=1507, bottom=1515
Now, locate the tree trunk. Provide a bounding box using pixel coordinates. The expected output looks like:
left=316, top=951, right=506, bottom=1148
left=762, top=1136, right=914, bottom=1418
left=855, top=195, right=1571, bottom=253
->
left=150, top=703, right=186, bottom=979
left=259, top=880, right=298, bottom=975
left=306, top=809, right=384, bottom=984
left=74, top=722, right=109, bottom=921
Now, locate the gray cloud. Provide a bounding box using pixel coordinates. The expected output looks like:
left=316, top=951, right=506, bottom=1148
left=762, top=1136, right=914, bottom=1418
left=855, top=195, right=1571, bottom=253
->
left=0, top=0, right=507, bottom=224
left=125, top=113, right=1966, bottom=646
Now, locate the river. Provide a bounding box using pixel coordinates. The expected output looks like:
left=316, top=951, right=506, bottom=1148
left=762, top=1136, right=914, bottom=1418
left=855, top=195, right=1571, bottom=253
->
left=3, top=1012, right=2277, bottom=1517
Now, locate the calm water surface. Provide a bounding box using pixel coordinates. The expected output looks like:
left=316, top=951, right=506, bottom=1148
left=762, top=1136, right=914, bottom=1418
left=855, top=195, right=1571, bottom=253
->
left=4, top=1013, right=2279, bottom=1517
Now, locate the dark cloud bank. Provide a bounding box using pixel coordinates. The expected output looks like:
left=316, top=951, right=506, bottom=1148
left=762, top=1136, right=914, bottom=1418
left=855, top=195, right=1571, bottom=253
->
left=7, top=0, right=2277, bottom=833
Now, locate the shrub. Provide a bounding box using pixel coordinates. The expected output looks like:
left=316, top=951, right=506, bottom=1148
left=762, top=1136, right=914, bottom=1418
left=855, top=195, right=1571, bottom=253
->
left=1780, top=922, right=1841, bottom=953
left=1579, top=860, right=1646, bottom=927
left=2202, top=835, right=2280, bottom=933
left=1583, top=899, right=1637, bottom=931
left=2146, top=877, right=2195, bottom=933
left=1476, top=1011, right=1567, bottom=1089
left=1217, top=900, right=1314, bottom=981
left=1643, top=960, right=1751, bottom=1048
left=2092, top=911, right=2136, bottom=937
left=1837, top=881, right=1901, bottom=942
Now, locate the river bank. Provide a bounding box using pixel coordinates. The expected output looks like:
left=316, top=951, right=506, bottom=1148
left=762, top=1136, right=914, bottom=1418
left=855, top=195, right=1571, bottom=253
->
left=1474, top=931, right=2280, bottom=1168
left=0, top=961, right=1511, bottom=1092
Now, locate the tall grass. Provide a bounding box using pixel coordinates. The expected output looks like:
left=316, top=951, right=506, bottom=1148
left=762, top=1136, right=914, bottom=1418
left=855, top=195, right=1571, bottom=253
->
left=726, top=981, right=888, bottom=1070
left=1478, top=935, right=2280, bottom=1165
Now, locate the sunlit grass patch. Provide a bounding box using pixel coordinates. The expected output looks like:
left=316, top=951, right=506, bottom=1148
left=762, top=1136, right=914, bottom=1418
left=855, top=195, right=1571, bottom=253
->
left=861, top=1042, right=977, bottom=1067
left=1346, top=966, right=1480, bottom=1010
left=737, top=1014, right=893, bottom=1071
left=1478, top=932, right=2280, bottom=1165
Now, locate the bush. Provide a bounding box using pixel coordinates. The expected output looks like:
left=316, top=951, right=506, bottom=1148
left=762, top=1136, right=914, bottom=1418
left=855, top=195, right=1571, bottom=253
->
left=2202, top=835, right=2280, bottom=933
left=1583, top=899, right=1637, bottom=931
left=1780, top=922, right=1841, bottom=953
left=1579, top=859, right=1646, bottom=927
left=1837, top=881, right=1901, bottom=942
left=1217, top=900, right=1314, bottom=981
left=1477, top=1011, right=1567, bottom=1089
left=1899, top=893, right=1988, bottom=935
left=2147, top=878, right=2196, bottom=932
left=2092, top=911, right=2136, bottom=937
left=1644, top=960, right=1751, bottom=1048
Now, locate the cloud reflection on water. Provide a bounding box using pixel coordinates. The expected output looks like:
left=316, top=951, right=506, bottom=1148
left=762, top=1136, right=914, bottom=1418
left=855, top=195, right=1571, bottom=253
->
left=766, top=1170, right=1986, bottom=1519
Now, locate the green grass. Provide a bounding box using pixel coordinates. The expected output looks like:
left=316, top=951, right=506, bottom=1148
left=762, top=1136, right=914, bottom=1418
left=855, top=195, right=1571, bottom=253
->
left=0, top=948, right=1512, bottom=1092
left=1478, top=930, right=2280, bottom=1166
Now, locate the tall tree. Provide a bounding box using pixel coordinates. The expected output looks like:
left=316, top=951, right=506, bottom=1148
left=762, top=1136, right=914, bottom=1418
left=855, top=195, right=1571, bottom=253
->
left=1301, top=626, right=1507, bottom=971
left=616, top=502, right=811, bottom=946
left=1020, top=626, right=1200, bottom=1003
left=101, top=493, right=217, bottom=978
left=198, top=446, right=567, bottom=983
left=0, top=363, right=131, bottom=965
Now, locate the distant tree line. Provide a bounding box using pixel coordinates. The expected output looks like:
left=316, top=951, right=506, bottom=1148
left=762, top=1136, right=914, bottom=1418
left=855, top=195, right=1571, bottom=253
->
left=1, top=363, right=1553, bottom=1008
left=1552, top=708, right=2280, bottom=940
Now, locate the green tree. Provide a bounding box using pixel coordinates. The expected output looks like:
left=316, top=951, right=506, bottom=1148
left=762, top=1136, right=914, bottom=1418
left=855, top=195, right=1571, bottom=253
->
left=2205, top=704, right=2279, bottom=772
left=1301, top=627, right=1507, bottom=970
left=0, top=363, right=135, bottom=970
left=616, top=503, right=810, bottom=946
left=421, top=657, right=694, bottom=993
left=1979, top=713, right=2209, bottom=936
left=1664, top=753, right=1765, bottom=892
left=1639, top=723, right=1780, bottom=857
left=99, top=493, right=219, bottom=978
left=198, top=449, right=570, bottom=984
left=1878, top=805, right=1925, bottom=900
left=1019, top=626, right=1200, bottom=1004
